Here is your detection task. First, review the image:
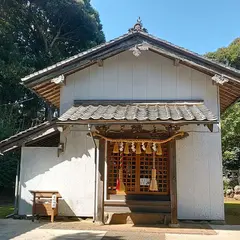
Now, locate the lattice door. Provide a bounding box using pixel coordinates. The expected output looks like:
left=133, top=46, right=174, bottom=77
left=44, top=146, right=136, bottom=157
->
left=107, top=142, right=169, bottom=195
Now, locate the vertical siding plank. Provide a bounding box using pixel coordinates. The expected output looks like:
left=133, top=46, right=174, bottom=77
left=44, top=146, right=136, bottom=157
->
left=191, top=70, right=206, bottom=100
left=117, top=51, right=133, bottom=99
left=146, top=52, right=161, bottom=99
left=205, top=76, right=218, bottom=115
left=208, top=133, right=225, bottom=220
left=60, top=76, right=75, bottom=114
left=132, top=52, right=147, bottom=99
left=89, top=64, right=104, bottom=99
left=73, top=68, right=90, bottom=100
left=176, top=132, right=195, bottom=219
left=193, top=133, right=210, bottom=219
left=103, top=55, right=118, bottom=99
left=177, top=65, right=192, bottom=99
left=161, top=62, right=177, bottom=99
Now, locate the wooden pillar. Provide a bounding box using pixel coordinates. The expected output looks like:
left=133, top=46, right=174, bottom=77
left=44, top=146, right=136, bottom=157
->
left=169, top=139, right=179, bottom=227
left=96, top=139, right=106, bottom=224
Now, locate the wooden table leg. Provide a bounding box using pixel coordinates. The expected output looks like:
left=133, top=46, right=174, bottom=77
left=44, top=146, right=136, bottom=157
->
left=51, top=209, right=54, bottom=223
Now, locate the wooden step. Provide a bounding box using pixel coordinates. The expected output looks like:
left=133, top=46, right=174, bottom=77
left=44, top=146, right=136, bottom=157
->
left=104, top=200, right=171, bottom=213
left=105, top=200, right=170, bottom=206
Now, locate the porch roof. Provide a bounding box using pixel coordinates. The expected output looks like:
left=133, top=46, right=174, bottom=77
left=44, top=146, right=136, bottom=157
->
left=58, top=100, right=218, bottom=124
left=0, top=121, right=59, bottom=154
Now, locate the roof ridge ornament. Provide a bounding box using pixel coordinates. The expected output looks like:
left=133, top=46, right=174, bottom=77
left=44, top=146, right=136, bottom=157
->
left=129, top=17, right=143, bottom=32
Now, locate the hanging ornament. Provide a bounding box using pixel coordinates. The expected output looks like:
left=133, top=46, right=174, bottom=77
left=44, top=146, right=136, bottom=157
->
left=152, top=142, right=157, bottom=152
left=156, top=143, right=163, bottom=156
left=124, top=142, right=130, bottom=155
left=131, top=142, right=136, bottom=152
left=136, top=142, right=142, bottom=155
left=116, top=151, right=126, bottom=195
left=113, top=142, right=119, bottom=153
left=146, top=142, right=152, bottom=154
left=142, top=142, right=146, bottom=151
left=149, top=151, right=158, bottom=191
left=119, top=142, right=124, bottom=152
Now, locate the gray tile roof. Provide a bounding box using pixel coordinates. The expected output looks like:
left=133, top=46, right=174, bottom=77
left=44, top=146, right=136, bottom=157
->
left=58, top=102, right=217, bottom=122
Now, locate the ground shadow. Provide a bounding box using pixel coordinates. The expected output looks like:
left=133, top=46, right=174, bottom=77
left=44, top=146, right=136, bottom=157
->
left=0, top=219, right=46, bottom=240
left=52, top=231, right=165, bottom=240
left=52, top=231, right=123, bottom=240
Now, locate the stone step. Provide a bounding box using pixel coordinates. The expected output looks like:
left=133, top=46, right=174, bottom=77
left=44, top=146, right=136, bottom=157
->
left=104, top=212, right=171, bottom=225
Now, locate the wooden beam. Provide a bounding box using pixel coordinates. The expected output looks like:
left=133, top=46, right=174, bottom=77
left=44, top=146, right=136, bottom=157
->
left=43, top=88, right=60, bottom=99
left=96, top=138, right=105, bottom=224
left=221, top=84, right=240, bottom=95
left=169, top=137, right=179, bottom=227
left=47, top=95, right=60, bottom=104
left=219, top=88, right=239, bottom=99
left=33, top=82, right=53, bottom=91
left=37, top=85, right=59, bottom=95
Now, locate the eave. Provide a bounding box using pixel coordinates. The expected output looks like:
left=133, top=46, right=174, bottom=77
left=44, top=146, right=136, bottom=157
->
left=21, top=31, right=240, bottom=112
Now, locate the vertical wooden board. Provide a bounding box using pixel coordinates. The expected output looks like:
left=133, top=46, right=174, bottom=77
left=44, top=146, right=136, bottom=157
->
left=146, top=52, right=162, bottom=99
left=103, top=55, right=118, bottom=99
left=177, top=65, right=192, bottom=99
left=176, top=133, right=195, bottom=219
left=132, top=52, right=147, bottom=99
left=161, top=63, right=177, bottom=99
left=96, top=139, right=105, bottom=223
left=169, top=140, right=178, bottom=224
left=205, top=76, right=219, bottom=116
left=191, top=69, right=206, bottom=99
left=89, top=64, right=104, bottom=99
left=208, top=133, right=224, bottom=220
left=73, top=68, right=90, bottom=100
left=192, top=133, right=210, bottom=219
left=117, top=51, right=133, bottom=99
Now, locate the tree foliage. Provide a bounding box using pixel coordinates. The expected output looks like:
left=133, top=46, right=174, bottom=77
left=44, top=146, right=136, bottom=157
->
left=206, top=39, right=240, bottom=170
left=0, top=0, right=105, bottom=195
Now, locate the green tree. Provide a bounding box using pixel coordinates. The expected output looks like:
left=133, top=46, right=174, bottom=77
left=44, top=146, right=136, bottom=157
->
left=206, top=39, right=240, bottom=169
left=0, top=0, right=105, bottom=195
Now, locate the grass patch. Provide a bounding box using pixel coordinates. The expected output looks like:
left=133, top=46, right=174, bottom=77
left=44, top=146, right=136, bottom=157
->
left=225, top=200, right=240, bottom=225
left=0, top=205, right=14, bottom=218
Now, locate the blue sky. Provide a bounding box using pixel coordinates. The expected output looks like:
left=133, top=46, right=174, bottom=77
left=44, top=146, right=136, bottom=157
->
left=91, top=0, right=240, bottom=55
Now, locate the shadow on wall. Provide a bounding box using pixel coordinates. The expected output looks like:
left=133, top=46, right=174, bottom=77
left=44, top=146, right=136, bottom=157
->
left=22, top=143, right=93, bottom=184
left=19, top=130, right=96, bottom=217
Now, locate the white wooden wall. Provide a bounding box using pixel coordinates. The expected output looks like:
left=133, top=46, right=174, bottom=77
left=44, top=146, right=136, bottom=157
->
left=19, top=129, right=96, bottom=217
left=57, top=49, right=223, bottom=220
left=60, top=50, right=219, bottom=115
left=177, top=124, right=224, bottom=220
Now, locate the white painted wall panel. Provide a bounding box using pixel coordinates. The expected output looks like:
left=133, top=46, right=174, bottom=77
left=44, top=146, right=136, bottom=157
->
left=133, top=52, right=147, bottom=99
left=177, top=65, right=191, bottom=99
left=103, top=56, right=118, bottom=99
left=61, top=50, right=219, bottom=116
left=161, top=63, right=177, bottom=99
left=19, top=130, right=96, bottom=217
left=176, top=127, right=224, bottom=220
left=146, top=54, right=161, bottom=99
left=117, top=52, right=133, bottom=99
